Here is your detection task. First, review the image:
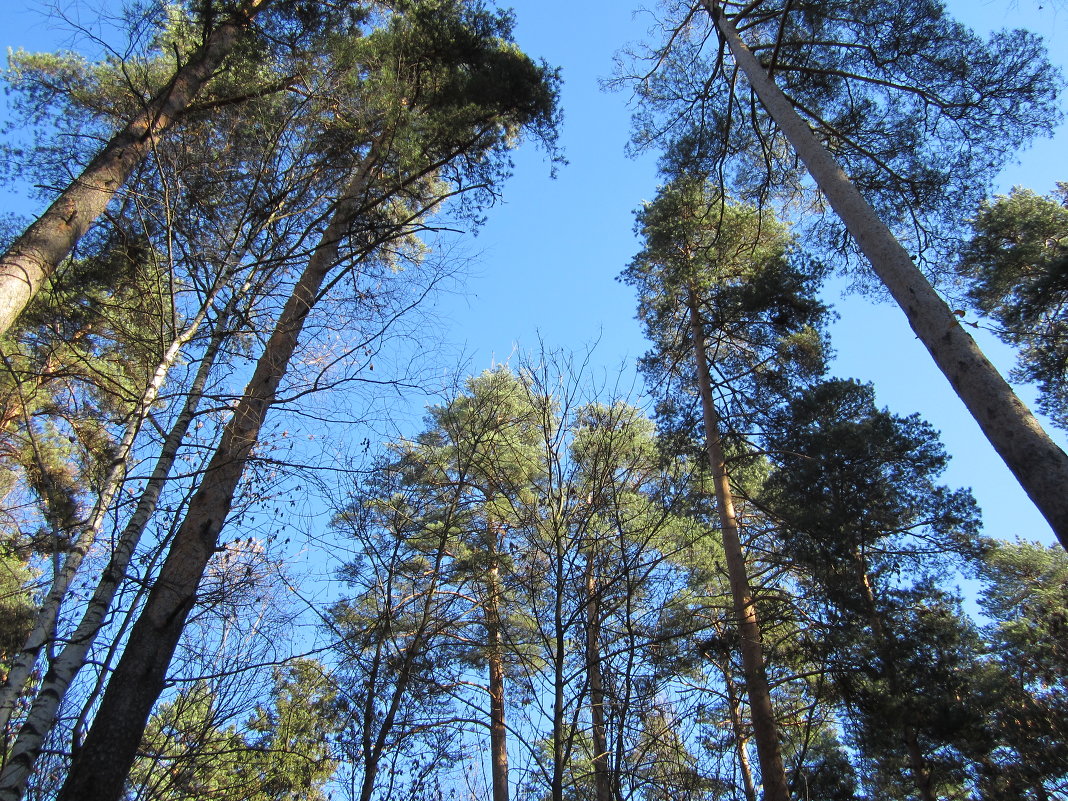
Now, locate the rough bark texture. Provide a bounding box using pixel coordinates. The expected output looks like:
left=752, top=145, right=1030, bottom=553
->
left=55, top=172, right=357, bottom=801
left=688, top=288, right=791, bottom=801
left=0, top=288, right=220, bottom=739
left=0, top=300, right=231, bottom=801
left=705, top=0, right=1068, bottom=550
left=0, top=0, right=269, bottom=338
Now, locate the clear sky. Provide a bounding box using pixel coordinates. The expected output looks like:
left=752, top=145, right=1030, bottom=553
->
left=2, top=0, right=1066, bottom=550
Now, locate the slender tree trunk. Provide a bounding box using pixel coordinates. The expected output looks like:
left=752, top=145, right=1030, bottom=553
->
left=356, top=527, right=453, bottom=801
left=55, top=164, right=370, bottom=801
left=0, top=285, right=221, bottom=736
left=584, top=554, right=613, bottom=801
left=704, top=0, right=1068, bottom=550
left=687, top=288, right=790, bottom=801
left=0, top=0, right=271, bottom=338
left=0, top=296, right=235, bottom=801
left=486, top=537, right=510, bottom=801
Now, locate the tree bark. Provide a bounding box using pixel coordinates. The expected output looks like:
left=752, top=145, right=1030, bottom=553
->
left=687, top=287, right=790, bottom=801
left=0, top=280, right=223, bottom=738
left=486, top=538, right=510, bottom=801
left=704, top=0, right=1068, bottom=550
left=0, top=0, right=271, bottom=338
left=584, top=554, right=613, bottom=801
left=54, top=164, right=368, bottom=801
left=0, top=294, right=235, bottom=801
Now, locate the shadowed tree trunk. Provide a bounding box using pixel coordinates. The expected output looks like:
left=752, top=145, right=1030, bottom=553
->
left=0, top=271, right=232, bottom=740
left=54, top=159, right=374, bottom=801
left=0, top=288, right=241, bottom=801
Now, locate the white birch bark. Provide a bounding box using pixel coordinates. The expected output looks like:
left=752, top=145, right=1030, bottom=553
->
left=0, top=283, right=224, bottom=735
left=0, top=291, right=238, bottom=801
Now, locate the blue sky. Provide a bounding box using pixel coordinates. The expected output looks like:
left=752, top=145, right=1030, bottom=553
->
left=2, top=0, right=1066, bottom=548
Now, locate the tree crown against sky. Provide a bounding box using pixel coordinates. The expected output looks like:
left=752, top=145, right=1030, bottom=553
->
left=621, top=0, right=1063, bottom=269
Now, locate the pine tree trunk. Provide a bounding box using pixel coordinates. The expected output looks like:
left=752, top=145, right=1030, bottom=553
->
left=687, top=288, right=791, bottom=801
left=0, top=0, right=271, bottom=338
left=54, top=165, right=368, bottom=801
left=584, top=554, right=613, bottom=801
left=704, top=0, right=1068, bottom=550
left=0, top=297, right=234, bottom=801
left=486, top=541, right=510, bottom=801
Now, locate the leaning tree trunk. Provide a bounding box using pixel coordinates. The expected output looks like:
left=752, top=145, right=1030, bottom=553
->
left=0, top=279, right=226, bottom=737
left=0, top=291, right=239, bottom=801
left=0, top=0, right=271, bottom=338
left=704, top=0, right=1068, bottom=550
left=687, top=288, right=791, bottom=801
left=55, top=163, right=372, bottom=801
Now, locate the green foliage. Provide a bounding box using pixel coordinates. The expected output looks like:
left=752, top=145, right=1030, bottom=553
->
left=622, top=176, right=829, bottom=451
left=628, top=0, right=1062, bottom=260
left=0, top=241, right=170, bottom=552
left=0, top=550, right=36, bottom=676
left=129, top=660, right=341, bottom=801
left=760, top=378, right=991, bottom=798
left=979, top=538, right=1068, bottom=690
left=959, top=185, right=1068, bottom=429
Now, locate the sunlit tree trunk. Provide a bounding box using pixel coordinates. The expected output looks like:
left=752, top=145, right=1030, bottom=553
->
left=0, top=0, right=272, bottom=337
left=687, top=286, right=790, bottom=801
left=704, top=0, right=1068, bottom=550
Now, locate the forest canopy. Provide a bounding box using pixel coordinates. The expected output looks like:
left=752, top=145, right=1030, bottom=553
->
left=0, top=1, right=1065, bottom=800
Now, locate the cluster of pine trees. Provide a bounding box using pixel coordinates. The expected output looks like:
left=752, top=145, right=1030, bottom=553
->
left=0, top=0, right=1065, bottom=800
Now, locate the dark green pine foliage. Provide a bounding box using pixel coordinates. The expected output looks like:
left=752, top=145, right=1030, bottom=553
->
left=622, top=175, right=829, bottom=449
left=760, top=378, right=987, bottom=800
left=958, top=185, right=1068, bottom=430
left=630, top=0, right=1061, bottom=261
